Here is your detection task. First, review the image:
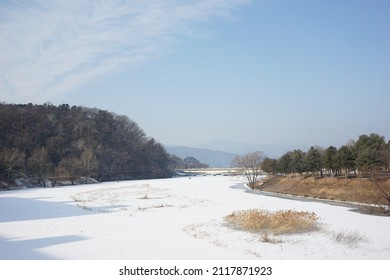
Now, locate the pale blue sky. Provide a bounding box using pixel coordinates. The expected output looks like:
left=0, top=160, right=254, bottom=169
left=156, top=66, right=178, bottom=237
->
left=1, top=0, right=389, bottom=155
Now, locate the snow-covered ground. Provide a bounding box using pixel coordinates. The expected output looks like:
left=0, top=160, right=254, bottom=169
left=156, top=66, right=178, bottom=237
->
left=0, top=176, right=389, bottom=259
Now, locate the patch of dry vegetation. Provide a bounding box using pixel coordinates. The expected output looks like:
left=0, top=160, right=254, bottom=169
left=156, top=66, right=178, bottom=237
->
left=225, top=209, right=320, bottom=235
left=332, top=230, right=367, bottom=248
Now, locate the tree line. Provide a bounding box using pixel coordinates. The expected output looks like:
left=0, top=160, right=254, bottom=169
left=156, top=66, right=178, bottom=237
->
left=261, top=133, right=390, bottom=179
left=0, top=102, right=174, bottom=187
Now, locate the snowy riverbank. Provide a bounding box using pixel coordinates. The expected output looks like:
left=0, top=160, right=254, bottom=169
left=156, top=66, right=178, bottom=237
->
left=1, top=176, right=389, bottom=259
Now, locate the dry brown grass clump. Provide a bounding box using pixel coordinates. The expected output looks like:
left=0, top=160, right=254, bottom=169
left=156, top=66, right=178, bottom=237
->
left=225, top=209, right=320, bottom=235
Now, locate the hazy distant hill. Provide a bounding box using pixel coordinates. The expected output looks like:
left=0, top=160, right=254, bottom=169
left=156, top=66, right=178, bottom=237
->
left=196, top=140, right=263, bottom=155
left=165, top=146, right=237, bottom=168
left=196, top=139, right=305, bottom=158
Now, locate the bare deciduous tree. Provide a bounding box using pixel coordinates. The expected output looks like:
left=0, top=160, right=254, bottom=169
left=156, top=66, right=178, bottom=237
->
left=1, top=148, right=25, bottom=185
left=57, top=157, right=82, bottom=185
left=233, top=151, right=265, bottom=189
left=80, top=148, right=99, bottom=179
left=370, top=169, right=390, bottom=215
left=28, top=147, right=51, bottom=186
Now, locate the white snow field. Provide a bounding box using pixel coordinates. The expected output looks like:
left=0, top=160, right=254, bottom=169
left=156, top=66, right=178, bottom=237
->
left=0, top=176, right=389, bottom=260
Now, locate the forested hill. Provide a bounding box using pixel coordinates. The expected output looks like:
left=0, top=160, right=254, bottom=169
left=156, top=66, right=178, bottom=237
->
left=0, top=102, right=173, bottom=187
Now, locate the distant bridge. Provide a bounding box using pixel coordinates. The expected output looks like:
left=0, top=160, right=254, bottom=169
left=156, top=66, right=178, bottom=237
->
left=174, top=168, right=243, bottom=176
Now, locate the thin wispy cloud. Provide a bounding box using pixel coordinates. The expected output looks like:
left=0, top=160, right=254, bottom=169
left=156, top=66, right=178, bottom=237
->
left=0, top=0, right=248, bottom=103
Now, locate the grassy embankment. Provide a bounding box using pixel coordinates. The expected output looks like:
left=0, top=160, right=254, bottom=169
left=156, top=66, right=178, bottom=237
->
left=258, top=176, right=390, bottom=213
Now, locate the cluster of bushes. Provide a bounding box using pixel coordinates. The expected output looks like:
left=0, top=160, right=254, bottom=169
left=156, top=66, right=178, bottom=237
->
left=261, top=133, right=390, bottom=178
left=0, top=102, right=173, bottom=187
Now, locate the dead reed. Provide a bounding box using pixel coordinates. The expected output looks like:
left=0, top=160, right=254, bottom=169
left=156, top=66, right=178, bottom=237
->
left=225, top=208, right=320, bottom=235
left=332, top=230, right=366, bottom=248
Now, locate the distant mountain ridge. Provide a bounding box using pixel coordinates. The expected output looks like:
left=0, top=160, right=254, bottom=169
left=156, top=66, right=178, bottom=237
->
left=165, top=145, right=237, bottom=168
left=166, top=140, right=306, bottom=167
left=196, top=139, right=306, bottom=158
left=195, top=140, right=263, bottom=155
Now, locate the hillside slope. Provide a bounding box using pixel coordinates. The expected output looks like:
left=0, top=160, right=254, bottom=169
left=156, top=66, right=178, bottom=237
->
left=0, top=103, right=172, bottom=185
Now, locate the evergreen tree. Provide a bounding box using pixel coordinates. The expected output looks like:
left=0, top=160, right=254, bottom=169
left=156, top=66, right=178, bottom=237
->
left=323, top=146, right=339, bottom=176
left=336, top=145, right=356, bottom=178
left=289, top=149, right=306, bottom=176
left=261, top=157, right=278, bottom=175
left=305, top=146, right=323, bottom=177
left=276, top=152, right=292, bottom=175
left=354, top=133, right=385, bottom=174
